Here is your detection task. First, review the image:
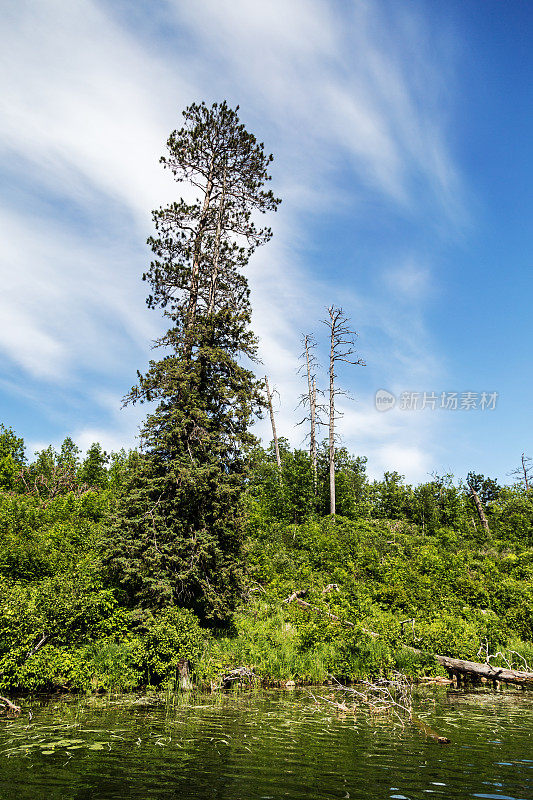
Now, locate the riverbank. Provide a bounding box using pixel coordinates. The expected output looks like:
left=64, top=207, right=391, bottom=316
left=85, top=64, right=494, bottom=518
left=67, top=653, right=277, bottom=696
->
left=1, top=464, right=533, bottom=694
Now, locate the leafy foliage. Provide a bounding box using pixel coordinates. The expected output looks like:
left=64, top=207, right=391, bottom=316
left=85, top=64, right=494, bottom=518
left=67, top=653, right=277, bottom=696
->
left=1, top=104, right=532, bottom=694
left=0, top=423, right=533, bottom=691
left=0, top=424, right=25, bottom=491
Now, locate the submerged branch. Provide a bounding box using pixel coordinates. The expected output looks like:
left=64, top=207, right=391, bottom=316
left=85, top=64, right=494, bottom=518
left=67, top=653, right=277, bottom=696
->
left=0, top=696, right=21, bottom=715
left=307, top=672, right=413, bottom=728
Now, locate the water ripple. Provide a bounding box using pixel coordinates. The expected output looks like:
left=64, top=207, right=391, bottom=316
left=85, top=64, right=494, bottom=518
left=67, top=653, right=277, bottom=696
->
left=0, top=690, right=531, bottom=800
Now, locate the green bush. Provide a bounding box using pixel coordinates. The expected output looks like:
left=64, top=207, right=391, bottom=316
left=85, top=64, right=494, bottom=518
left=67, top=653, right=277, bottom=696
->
left=140, top=607, right=209, bottom=688
left=0, top=491, right=107, bottom=581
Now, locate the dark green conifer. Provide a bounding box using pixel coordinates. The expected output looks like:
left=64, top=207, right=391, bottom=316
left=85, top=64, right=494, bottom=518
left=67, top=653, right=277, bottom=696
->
left=105, top=102, right=280, bottom=623
left=79, top=443, right=109, bottom=488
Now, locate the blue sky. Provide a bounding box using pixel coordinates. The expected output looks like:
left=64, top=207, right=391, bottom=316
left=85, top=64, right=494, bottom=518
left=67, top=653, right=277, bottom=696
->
left=0, top=0, right=532, bottom=483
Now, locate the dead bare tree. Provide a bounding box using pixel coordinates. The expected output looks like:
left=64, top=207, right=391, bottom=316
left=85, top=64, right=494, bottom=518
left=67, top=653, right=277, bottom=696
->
left=297, top=334, right=324, bottom=494
left=467, top=481, right=490, bottom=534
left=322, top=307, right=365, bottom=516
left=264, top=376, right=282, bottom=480
left=15, top=466, right=93, bottom=505
left=510, top=453, right=533, bottom=491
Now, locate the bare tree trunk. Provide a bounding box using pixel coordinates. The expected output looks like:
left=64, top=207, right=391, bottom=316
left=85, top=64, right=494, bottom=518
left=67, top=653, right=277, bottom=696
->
left=178, top=659, right=192, bottom=690
left=468, top=483, right=490, bottom=534
left=265, top=376, right=282, bottom=480
left=322, top=305, right=365, bottom=517
left=187, top=157, right=215, bottom=330
left=522, top=453, right=530, bottom=491
left=303, top=335, right=317, bottom=493
left=328, top=322, right=336, bottom=516
left=311, top=377, right=317, bottom=493
left=207, top=163, right=227, bottom=316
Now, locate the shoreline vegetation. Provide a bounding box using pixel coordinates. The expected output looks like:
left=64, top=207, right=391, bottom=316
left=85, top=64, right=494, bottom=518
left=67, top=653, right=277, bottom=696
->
left=2, top=101, right=532, bottom=703
left=1, top=436, right=533, bottom=701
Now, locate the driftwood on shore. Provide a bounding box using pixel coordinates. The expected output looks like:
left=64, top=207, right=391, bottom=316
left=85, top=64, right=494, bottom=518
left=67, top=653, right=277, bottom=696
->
left=431, top=653, right=533, bottom=687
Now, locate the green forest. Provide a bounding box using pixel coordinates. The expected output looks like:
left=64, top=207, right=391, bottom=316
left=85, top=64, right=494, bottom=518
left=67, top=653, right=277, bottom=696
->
left=2, top=102, right=532, bottom=696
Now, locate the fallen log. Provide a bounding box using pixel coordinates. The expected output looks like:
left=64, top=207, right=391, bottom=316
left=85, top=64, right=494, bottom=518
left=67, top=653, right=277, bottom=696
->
left=432, top=654, right=533, bottom=687
left=282, top=592, right=533, bottom=687
left=401, top=643, right=533, bottom=687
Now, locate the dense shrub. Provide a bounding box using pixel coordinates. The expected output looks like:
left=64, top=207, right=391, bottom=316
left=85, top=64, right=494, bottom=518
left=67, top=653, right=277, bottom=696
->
left=1, top=426, right=532, bottom=691
left=140, top=607, right=209, bottom=687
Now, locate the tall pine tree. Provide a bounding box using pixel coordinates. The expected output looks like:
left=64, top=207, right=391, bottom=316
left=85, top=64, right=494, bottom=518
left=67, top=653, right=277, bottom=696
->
left=105, top=102, right=280, bottom=623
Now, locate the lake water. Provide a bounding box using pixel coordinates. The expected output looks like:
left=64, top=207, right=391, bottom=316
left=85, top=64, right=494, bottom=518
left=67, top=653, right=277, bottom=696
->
left=0, top=688, right=532, bottom=799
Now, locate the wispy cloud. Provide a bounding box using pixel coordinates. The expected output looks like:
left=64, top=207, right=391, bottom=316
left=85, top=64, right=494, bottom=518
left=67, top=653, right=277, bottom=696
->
left=0, top=0, right=465, bottom=477
left=0, top=0, right=189, bottom=219
left=169, top=0, right=462, bottom=215
left=0, top=206, right=159, bottom=381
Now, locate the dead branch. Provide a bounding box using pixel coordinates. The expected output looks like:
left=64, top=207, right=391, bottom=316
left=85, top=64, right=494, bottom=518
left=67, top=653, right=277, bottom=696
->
left=282, top=590, right=379, bottom=637
left=24, top=632, right=48, bottom=662
left=308, top=672, right=413, bottom=727
left=282, top=591, right=354, bottom=627
left=15, top=466, right=94, bottom=504
left=0, top=696, right=21, bottom=715
left=467, top=482, right=490, bottom=534
left=399, top=618, right=420, bottom=643
left=217, top=667, right=256, bottom=690
left=509, top=453, right=533, bottom=491
left=264, top=376, right=282, bottom=480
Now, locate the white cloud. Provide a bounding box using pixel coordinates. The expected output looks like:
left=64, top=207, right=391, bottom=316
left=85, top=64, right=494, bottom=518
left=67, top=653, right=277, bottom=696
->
left=169, top=0, right=462, bottom=215
left=372, top=442, right=433, bottom=482
left=0, top=0, right=188, bottom=221
left=384, top=258, right=433, bottom=302
left=0, top=0, right=465, bottom=480
left=0, top=206, right=160, bottom=380
left=336, top=399, right=440, bottom=483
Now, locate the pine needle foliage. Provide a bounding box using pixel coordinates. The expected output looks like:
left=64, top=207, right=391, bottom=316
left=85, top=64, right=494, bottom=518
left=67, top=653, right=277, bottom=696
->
left=104, top=101, right=280, bottom=624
